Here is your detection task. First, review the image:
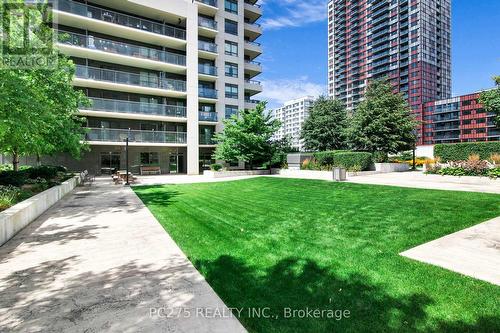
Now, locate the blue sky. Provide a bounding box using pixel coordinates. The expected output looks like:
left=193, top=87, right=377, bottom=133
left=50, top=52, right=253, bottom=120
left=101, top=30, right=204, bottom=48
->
left=257, top=0, right=500, bottom=108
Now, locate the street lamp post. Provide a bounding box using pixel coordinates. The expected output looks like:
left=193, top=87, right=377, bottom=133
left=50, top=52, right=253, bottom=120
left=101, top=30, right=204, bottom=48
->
left=125, top=137, right=130, bottom=186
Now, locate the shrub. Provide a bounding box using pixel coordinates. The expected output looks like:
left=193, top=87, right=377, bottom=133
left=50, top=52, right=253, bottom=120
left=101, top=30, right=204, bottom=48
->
left=488, top=167, right=500, bottom=179
left=27, top=165, right=64, bottom=180
left=331, top=152, right=373, bottom=171
left=210, top=163, right=223, bottom=171
left=312, top=150, right=348, bottom=166
left=0, top=185, right=21, bottom=211
left=435, top=142, right=500, bottom=162
left=490, top=153, right=500, bottom=165
left=0, top=170, right=28, bottom=187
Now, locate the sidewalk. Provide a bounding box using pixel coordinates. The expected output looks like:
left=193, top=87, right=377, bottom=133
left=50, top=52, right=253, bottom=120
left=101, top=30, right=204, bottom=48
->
left=0, top=179, right=246, bottom=332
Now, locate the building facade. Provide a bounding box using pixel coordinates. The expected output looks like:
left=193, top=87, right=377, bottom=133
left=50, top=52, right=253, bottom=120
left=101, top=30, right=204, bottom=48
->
left=53, top=0, right=262, bottom=175
left=270, top=96, right=315, bottom=151
left=421, top=91, right=500, bottom=145
left=328, top=0, right=452, bottom=144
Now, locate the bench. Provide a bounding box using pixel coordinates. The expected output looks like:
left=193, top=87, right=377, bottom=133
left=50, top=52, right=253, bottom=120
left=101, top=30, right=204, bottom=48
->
left=140, top=166, right=161, bottom=175
left=80, top=170, right=95, bottom=186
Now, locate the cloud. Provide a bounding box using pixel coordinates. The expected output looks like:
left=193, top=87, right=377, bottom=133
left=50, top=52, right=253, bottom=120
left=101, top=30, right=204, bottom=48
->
left=261, top=0, right=328, bottom=30
left=258, top=77, right=326, bottom=107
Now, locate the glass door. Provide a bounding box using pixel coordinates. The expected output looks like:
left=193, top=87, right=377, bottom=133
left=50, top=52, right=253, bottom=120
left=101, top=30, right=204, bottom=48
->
left=100, top=152, right=120, bottom=174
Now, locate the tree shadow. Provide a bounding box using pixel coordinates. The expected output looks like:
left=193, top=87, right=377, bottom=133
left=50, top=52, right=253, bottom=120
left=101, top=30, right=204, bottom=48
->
left=194, top=255, right=500, bottom=333
left=133, top=186, right=181, bottom=207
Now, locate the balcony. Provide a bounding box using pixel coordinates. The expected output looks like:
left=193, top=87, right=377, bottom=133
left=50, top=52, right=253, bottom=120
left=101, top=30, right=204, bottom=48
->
left=199, top=135, right=216, bottom=145
left=85, top=128, right=187, bottom=145
left=199, top=87, right=218, bottom=100
left=244, top=40, right=262, bottom=59
left=198, top=64, right=218, bottom=80
left=244, top=60, right=262, bottom=77
left=245, top=79, right=263, bottom=94
left=198, top=16, right=218, bottom=38
left=198, top=40, right=218, bottom=58
left=244, top=1, right=262, bottom=22
left=244, top=21, right=262, bottom=41
left=58, top=31, right=186, bottom=73
left=80, top=97, right=187, bottom=120
left=244, top=99, right=259, bottom=110
left=199, top=111, right=218, bottom=122
left=56, top=0, right=186, bottom=48
left=196, top=0, right=218, bottom=15
left=74, top=65, right=187, bottom=97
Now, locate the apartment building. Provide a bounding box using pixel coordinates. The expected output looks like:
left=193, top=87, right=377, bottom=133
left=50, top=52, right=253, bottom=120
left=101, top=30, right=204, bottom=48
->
left=270, top=96, right=315, bottom=151
left=328, top=0, right=452, bottom=144
left=52, top=0, right=263, bottom=175
left=421, top=91, right=500, bottom=145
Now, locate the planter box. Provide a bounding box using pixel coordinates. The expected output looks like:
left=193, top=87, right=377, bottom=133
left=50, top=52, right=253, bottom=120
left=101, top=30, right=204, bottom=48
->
left=203, top=170, right=270, bottom=178
left=374, top=163, right=410, bottom=173
left=286, top=153, right=314, bottom=170
left=0, top=175, right=81, bottom=247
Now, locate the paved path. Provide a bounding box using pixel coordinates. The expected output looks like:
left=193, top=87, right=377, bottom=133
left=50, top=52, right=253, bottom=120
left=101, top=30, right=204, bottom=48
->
left=347, top=171, right=500, bottom=194
left=401, top=217, right=500, bottom=286
left=0, top=179, right=246, bottom=332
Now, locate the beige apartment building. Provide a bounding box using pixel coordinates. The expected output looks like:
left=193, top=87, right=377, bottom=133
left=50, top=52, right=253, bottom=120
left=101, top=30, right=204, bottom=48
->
left=51, top=0, right=262, bottom=175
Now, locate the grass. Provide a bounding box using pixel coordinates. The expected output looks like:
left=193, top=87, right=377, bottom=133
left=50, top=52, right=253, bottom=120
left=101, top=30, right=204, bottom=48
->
left=134, top=177, right=500, bottom=332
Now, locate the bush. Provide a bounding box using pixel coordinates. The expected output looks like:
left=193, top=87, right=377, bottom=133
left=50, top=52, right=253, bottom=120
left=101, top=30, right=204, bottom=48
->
left=0, top=185, right=21, bottom=211
left=331, top=152, right=373, bottom=171
left=312, top=150, right=348, bottom=166
left=435, top=142, right=500, bottom=162
left=0, top=170, right=28, bottom=187
left=210, top=163, right=223, bottom=171
left=27, top=165, right=65, bottom=180
left=488, top=167, right=500, bottom=179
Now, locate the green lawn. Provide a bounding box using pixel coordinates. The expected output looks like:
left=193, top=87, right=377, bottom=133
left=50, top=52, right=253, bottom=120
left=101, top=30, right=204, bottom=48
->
left=134, top=177, right=500, bottom=332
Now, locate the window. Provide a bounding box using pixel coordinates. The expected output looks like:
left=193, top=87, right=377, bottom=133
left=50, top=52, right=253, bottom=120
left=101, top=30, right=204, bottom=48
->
left=225, top=84, right=238, bottom=99
left=225, top=19, right=238, bottom=35
left=225, top=41, right=238, bottom=56
left=225, top=62, right=238, bottom=77
left=225, top=105, right=238, bottom=118
left=140, top=152, right=159, bottom=165
left=225, top=0, right=238, bottom=14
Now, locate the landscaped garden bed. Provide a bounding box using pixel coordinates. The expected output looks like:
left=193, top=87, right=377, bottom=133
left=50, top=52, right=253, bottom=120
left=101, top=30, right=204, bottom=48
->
left=0, top=165, right=74, bottom=212
left=134, top=177, right=500, bottom=332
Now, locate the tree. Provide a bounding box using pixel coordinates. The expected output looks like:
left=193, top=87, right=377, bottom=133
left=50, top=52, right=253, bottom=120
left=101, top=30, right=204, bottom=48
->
left=213, top=102, right=281, bottom=169
left=479, top=76, right=500, bottom=127
left=0, top=2, right=89, bottom=170
left=269, top=135, right=296, bottom=168
left=347, top=78, right=417, bottom=161
left=300, top=96, right=348, bottom=152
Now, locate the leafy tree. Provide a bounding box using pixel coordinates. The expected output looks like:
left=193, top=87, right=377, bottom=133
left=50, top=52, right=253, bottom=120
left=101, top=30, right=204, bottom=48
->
left=301, top=96, right=348, bottom=152
left=269, top=135, right=296, bottom=168
left=213, top=102, right=280, bottom=169
left=0, top=2, right=89, bottom=170
left=348, top=78, right=417, bottom=161
left=479, top=76, right=500, bottom=127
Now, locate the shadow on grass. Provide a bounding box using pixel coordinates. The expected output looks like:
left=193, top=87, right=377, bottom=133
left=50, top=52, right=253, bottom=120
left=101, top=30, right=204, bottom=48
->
left=133, top=186, right=181, bottom=207
left=194, top=255, right=499, bottom=333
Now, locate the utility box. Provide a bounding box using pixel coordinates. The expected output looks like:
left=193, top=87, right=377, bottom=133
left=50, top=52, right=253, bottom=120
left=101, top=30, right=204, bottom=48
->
left=333, top=167, right=346, bottom=181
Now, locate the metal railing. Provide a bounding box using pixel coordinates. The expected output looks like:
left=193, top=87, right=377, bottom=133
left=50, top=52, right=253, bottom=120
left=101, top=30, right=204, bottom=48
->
left=199, top=136, right=216, bottom=145
left=57, top=0, right=186, bottom=40
left=58, top=31, right=186, bottom=66
left=199, top=87, right=217, bottom=99
left=75, top=65, right=187, bottom=92
left=198, top=111, right=218, bottom=122
left=198, top=64, right=217, bottom=76
left=198, top=40, right=217, bottom=53
left=245, top=79, right=261, bottom=85
left=198, top=16, right=217, bottom=30
left=85, top=128, right=187, bottom=144
left=82, top=97, right=187, bottom=118
left=197, top=0, right=218, bottom=7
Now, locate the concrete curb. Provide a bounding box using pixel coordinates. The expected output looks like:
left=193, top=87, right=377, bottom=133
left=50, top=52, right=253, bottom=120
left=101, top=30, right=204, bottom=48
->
left=0, top=175, right=81, bottom=246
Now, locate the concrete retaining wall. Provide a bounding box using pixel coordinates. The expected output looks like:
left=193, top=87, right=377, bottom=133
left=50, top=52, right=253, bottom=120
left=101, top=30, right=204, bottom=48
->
left=374, top=163, right=410, bottom=173
left=203, top=170, right=271, bottom=178
left=0, top=175, right=81, bottom=247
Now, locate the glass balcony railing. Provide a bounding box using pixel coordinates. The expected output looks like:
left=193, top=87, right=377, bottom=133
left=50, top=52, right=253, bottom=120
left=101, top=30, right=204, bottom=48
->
left=85, top=128, right=187, bottom=144
left=58, top=31, right=186, bottom=66
left=57, top=0, right=186, bottom=40
left=198, top=111, right=218, bottom=122
left=198, top=87, right=217, bottom=99
left=75, top=65, right=187, bottom=92
left=196, top=0, right=218, bottom=7
left=198, top=16, right=217, bottom=30
left=198, top=40, right=217, bottom=53
left=198, top=64, right=217, bottom=76
left=199, top=136, right=216, bottom=145
left=82, top=97, right=187, bottom=118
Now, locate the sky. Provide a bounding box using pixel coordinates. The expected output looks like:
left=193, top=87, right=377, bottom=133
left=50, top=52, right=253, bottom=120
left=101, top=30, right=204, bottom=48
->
left=257, top=0, right=500, bottom=109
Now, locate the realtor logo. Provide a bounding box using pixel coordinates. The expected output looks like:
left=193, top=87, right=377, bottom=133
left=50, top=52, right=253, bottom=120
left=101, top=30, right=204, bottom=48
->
left=0, top=0, right=57, bottom=68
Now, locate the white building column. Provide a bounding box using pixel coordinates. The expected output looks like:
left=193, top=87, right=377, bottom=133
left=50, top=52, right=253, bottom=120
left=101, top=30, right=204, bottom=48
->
left=186, top=8, right=199, bottom=175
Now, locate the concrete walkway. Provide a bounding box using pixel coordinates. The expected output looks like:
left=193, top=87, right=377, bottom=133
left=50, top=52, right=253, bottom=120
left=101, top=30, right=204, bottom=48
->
left=347, top=171, right=500, bottom=194
left=0, top=179, right=246, bottom=332
left=401, top=217, right=500, bottom=286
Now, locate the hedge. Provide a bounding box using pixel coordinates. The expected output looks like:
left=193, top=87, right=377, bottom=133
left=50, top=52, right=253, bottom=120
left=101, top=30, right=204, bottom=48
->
left=313, top=151, right=373, bottom=171
left=434, top=142, right=500, bottom=162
